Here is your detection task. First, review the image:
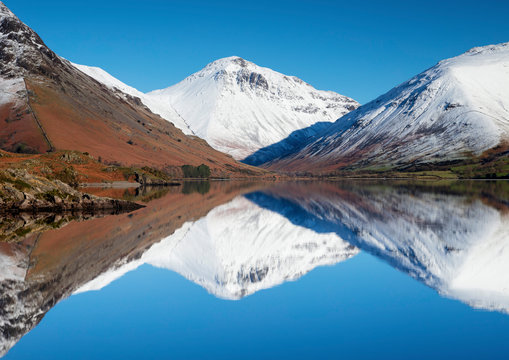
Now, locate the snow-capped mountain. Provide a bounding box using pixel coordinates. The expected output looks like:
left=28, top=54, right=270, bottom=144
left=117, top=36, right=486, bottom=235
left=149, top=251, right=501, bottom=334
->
left=77, top=195, right=358, bottom=299
left=254, top=182, right=509, bottom=313
left=148, top=57, right=359, bottom=160
left=268, top=43, right=509, bottom=172
left=74, top=57, right=358, bottom=160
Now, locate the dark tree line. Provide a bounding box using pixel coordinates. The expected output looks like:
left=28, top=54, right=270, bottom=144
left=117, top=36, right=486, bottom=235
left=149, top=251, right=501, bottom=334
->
left=181, top=164, right=211, bottom=178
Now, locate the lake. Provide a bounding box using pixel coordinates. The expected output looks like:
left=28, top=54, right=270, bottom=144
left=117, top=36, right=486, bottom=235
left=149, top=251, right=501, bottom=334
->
left=1, top=180, right=509, bottom=359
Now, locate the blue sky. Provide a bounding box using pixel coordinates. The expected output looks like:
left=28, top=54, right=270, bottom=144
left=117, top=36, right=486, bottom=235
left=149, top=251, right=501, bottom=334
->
left=6, top=0, right=509, bottom=103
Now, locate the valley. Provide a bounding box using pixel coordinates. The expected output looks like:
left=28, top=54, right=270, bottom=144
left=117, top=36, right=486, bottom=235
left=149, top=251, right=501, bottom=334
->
left=0, top=1, right=508, bottom=192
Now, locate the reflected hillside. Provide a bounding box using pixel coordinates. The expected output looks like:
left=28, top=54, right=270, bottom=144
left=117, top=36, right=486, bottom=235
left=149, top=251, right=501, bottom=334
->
left=250, top=181, right=509, bottom=313
left=0, top=210, right=136, bottom=243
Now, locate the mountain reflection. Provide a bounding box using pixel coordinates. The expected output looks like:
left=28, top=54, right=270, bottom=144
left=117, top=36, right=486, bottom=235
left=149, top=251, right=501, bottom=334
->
left=251, top=181, right=509, bottom=313
left=1, top=180, right=509, bottom=356
left=77, top=195, right=357, bottom=299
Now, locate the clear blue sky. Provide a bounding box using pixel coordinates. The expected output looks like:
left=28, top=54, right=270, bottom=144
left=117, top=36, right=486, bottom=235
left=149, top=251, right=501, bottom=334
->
left=6, top=0, right=509, bottom=103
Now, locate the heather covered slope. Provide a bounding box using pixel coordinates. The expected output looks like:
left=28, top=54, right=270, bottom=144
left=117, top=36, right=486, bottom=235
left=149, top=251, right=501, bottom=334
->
left=0, top=2, right=264, bottom=178
left=267, top=43, right=509, bottom=174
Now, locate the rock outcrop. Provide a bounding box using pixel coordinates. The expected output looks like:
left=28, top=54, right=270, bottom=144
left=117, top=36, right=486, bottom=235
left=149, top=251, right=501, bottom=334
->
left=0, top=169, right=143, bottom=214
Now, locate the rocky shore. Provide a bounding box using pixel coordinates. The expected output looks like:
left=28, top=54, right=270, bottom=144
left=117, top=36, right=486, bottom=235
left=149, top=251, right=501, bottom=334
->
left=0, top=169, right=144, bottom=214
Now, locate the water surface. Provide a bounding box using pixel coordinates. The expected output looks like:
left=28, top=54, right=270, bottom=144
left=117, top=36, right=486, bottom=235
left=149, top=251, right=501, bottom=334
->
left=1, top=180, right=509, bottom=359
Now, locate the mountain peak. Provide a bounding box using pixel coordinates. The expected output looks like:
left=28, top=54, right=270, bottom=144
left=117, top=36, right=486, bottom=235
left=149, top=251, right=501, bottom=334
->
left=435, top=41, right=509, bottom=70
left=0, top=1, right=64, bottom=79
left=144, top=56, right=358, bottom=160
left=464, top=41, right=509, bottom=56
left=180, top=56, right=324, bottom=93
left=199, top=56, right=263, bottom=81
left=0, top=2, right=15, bottom=18
left=206, top=56, right=252, bottom=69
left=75, top=54, right=358, bottom=160
left=0, top=1, right=41, bottom=47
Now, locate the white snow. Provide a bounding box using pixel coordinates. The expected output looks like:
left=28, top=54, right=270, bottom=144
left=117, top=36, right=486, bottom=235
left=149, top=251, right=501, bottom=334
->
left=0, top=77, right=25, bottom=108
left=0, top=246, right=28, bottom=282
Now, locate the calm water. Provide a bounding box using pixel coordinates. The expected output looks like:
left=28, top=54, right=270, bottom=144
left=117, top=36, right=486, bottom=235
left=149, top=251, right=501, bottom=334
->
left=1, top=180, right=509, bottom=359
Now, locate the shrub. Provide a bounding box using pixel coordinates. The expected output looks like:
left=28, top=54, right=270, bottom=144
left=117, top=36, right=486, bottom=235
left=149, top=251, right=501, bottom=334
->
left=12, top=179, right=32, bottom=191
left=141, top=166, right=171, bottom=181
left=53, top=166, right=78, bottom=187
